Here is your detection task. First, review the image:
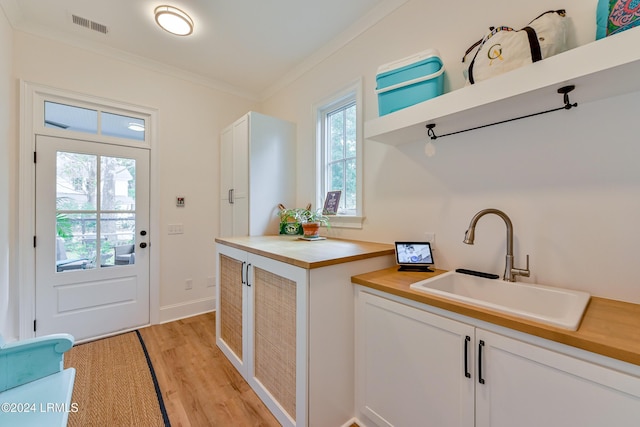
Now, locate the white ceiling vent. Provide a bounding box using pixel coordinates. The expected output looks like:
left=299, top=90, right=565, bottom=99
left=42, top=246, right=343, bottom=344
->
left=71, top=14, right=108, bottom=34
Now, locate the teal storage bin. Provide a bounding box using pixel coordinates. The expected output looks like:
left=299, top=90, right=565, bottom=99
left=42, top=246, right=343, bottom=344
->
left=376, top=49, right=445, bottom=116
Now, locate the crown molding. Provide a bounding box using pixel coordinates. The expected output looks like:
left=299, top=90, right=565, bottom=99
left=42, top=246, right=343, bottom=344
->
left=260, top=0, right=409, bottom=101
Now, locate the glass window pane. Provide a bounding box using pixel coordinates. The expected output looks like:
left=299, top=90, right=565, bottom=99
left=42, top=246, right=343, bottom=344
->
left=328, top=110, right=344, bottom=162
left=101, top=112, right=145, bottom=141
left=57, top=152, right=97, bottom=211
left=320, top=92, right=358, bottom=217
left=345, top=158, right=357, bottom=212
left=345, top=104, right=356, bottom=158
left=328, top=162, right=344, bottom=193
left=45, top=101, right=98, bottom=134
left=101, top=156, right=136, bottom=211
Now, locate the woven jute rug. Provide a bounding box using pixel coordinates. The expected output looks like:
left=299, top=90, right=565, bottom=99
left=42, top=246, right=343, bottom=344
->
left=64, top=330, right=170, bottom=427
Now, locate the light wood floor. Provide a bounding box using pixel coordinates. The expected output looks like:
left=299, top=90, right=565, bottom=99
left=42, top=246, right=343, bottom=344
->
left=138, top=312, right=281, bottom=427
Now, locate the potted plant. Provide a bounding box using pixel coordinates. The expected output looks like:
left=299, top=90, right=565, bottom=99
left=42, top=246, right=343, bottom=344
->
left=298, top=207, right=330, bottom=238
left=278, top=207, right=303, bottom=235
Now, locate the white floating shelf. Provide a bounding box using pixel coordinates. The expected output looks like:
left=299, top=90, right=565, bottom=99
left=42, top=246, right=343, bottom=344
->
left=365, top=27, right=640, bottom=145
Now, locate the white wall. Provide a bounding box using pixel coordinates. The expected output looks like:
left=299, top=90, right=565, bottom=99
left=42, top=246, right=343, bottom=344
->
left=261, top=0, right=640, bottom=304
left=0, top=7, right=15, bottom=339
left=7, top=30, right=255, bottom=334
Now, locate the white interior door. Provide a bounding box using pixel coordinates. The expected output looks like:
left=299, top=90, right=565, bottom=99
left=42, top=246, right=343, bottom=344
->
left=35, top=134, right=150, bottom=341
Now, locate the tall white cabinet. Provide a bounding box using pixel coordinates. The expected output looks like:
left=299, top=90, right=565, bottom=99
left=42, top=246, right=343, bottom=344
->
left=220, top=111, right=295, bottom=237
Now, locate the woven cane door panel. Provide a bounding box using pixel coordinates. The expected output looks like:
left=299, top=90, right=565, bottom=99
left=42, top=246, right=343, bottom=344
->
left=219, top=254, right=244, bottom=360
left=253, top=267, right=297, bottom=421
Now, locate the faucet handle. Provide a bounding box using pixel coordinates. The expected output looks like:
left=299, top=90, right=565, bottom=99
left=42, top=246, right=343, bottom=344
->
left=513, top=254, right=531, bottom=278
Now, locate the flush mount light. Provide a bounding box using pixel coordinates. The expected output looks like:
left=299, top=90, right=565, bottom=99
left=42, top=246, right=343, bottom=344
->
left=154, top=5, right=194, bottom=36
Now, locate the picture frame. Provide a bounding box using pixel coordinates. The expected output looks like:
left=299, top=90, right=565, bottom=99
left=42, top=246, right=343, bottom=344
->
left=323, top=190, right=341, bottom=215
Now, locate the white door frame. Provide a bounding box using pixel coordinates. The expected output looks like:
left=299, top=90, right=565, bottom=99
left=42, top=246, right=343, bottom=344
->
left=18, top=81, right=160, bottom=339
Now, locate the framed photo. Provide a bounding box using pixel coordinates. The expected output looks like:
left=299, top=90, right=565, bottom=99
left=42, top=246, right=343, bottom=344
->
left=323, top=191, right=341, bottom=215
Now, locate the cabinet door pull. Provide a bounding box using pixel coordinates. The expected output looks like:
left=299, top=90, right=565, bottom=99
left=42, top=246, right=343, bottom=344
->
left=464, top=335, right=471, bottom=378
left=246, top=263, right=252, bottom=286
left=241, top=261, right=246, bottom=285
left=478, top=340, right=486, bottom=384
left=228, top=189, right=234, bottom=204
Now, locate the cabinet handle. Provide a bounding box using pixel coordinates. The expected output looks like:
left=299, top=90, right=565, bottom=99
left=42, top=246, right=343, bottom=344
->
left=478, top=340, right=486, bottom=385
left=228, top=189, right=234, bottom=204
left=246, top=263, right=252, bottom=286
left=241, top=261, right=246, bottom=285
left=464, top=335, right=471, bottom=378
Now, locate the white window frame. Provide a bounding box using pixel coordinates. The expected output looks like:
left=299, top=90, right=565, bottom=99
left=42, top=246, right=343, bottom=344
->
left=314, top=79, right=364, bottom=229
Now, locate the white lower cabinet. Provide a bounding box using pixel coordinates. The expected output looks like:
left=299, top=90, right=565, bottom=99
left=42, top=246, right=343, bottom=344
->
left=355, top=288, right=640, bottom=427
left=216, top=244, right=307, bottom=427
left=355, top=289, right=475, bottom=427
left=476, top=329, right=640, bottom=427
left=217, top=243, right=394, bottom=426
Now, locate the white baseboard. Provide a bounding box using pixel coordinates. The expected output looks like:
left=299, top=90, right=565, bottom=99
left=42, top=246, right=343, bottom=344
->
left=159, top=296, right=216, bottom=324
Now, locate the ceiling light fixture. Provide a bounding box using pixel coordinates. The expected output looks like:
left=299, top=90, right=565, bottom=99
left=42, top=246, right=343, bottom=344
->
left=154, top=5, right=194, bottom=36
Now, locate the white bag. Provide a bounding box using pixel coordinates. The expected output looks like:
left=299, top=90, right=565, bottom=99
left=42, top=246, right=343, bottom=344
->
left=462, top=10, right=569, bottom=85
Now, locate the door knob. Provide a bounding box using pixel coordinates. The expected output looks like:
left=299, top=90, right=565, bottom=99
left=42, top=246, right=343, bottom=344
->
left=140, top=242, right=148, bottom=249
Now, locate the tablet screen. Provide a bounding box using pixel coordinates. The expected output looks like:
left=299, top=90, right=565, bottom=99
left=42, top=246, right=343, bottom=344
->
left=395, top=242, right=434, bottom=266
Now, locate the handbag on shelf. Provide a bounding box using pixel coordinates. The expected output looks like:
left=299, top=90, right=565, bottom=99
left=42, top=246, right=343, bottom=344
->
left=462, top=9, right=569, bottom=85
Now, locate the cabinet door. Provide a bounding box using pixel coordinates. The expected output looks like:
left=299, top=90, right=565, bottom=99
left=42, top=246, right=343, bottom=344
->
left=232, top=114, right=249, bottom=199
left=356, top=291, right=475, bottom=427
left=476, top=329, right=640, bottom=427
left=216, top=244, right=248, bottom=375
left=231, top=115, right=249, bottom=236
left=247, top=253, right=308, bottom=427
left=219, top=115, right=249, bottom=237
left=219, top=125, right=234, bottom=237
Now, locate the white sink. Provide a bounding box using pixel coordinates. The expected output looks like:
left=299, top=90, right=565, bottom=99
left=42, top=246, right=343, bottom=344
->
left=409, top=271, right=591, bottom=330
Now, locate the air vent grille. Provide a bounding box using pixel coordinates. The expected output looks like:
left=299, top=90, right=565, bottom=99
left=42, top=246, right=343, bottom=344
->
left=72, top=14, right=108, bottom=34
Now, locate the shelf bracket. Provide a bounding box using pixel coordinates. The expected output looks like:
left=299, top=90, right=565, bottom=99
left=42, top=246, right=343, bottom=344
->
left=426, top=85, right=578, bottom=140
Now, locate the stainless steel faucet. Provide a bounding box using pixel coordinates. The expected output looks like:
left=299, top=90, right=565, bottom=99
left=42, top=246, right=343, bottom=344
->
left=463, top=208, right=530, bottom=282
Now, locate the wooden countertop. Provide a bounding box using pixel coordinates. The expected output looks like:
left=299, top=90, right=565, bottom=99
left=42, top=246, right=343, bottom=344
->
left=352, top=267, right=640, bottom=367
left=215, top=235, right=395, bottom=269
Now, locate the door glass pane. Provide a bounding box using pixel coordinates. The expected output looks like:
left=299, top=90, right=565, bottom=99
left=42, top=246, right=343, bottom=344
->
left=55, top=152, right=137, bottom=271
left=56, top=214, right=96, bottom=272
left=101, top=156, right=136, bottom=210
left=101, top=213, right=136, bottom=267
left=56, top=152, right=97, bottom=210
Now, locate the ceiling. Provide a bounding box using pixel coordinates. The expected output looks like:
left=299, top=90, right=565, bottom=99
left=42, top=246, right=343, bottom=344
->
left=1, top=0, right=406, bottom=99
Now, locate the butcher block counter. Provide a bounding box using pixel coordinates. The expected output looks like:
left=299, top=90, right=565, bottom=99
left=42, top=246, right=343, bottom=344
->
left=214, top=235, right=395, bottom=269
left=352, top=267, right=640, bottom=367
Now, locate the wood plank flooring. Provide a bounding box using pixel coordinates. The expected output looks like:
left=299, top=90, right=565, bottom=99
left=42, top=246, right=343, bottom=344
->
left=138, top=312, right=280, bottom=427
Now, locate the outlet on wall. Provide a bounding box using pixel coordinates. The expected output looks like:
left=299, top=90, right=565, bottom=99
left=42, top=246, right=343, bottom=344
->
left=206, top=276, right=215, bottom=288
left=185, top=279, right=193, bottom=290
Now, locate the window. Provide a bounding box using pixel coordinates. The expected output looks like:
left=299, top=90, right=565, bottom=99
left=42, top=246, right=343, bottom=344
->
left=44, top=101, right=146, bottom=141
left=316, top=80, right=363, bottom=227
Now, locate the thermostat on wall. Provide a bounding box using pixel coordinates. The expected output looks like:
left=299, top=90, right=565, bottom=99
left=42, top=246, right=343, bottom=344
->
left=176, top=196, right=185, bottom=207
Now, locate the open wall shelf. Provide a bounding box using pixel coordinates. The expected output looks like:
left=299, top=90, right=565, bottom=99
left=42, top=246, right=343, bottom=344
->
left=364, top=27, right=640, bottom=146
